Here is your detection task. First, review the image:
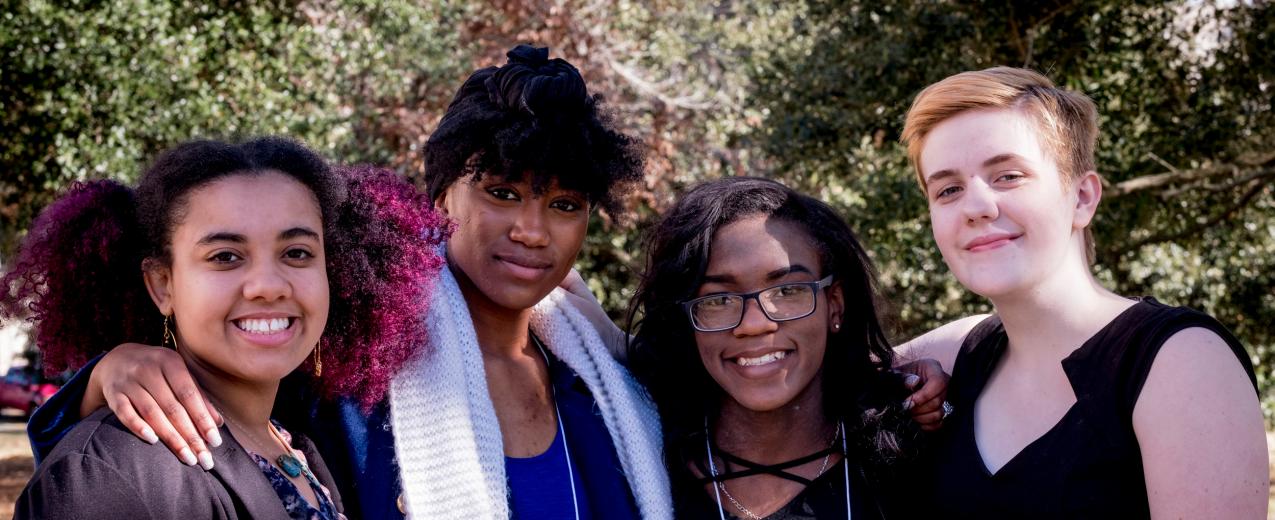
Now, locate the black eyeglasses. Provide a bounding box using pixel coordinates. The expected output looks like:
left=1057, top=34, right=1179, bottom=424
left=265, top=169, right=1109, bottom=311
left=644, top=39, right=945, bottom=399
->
left=681, top=275, right=834, bottom=332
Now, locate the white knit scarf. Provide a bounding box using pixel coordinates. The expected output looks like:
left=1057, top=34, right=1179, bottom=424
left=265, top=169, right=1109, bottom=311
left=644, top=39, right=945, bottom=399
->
left=389, top=267, right=673, bottom=519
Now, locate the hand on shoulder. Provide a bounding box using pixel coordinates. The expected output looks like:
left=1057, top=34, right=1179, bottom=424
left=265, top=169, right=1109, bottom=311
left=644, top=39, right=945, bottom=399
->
left=556, top=269, right=629, bottom=362
left=89, top=343, right=222, bottom=468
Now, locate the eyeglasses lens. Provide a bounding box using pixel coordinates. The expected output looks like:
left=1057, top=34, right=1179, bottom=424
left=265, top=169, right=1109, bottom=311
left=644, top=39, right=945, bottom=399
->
left=691, top=295, right=743, bottom=330
left=760, top=284, right=815, bottom=318
left=690, top=284, right=817, bottom=330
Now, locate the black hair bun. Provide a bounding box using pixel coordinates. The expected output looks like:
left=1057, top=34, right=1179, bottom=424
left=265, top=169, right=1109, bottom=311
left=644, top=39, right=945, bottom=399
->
left=486, top=44, right=587, bottom=116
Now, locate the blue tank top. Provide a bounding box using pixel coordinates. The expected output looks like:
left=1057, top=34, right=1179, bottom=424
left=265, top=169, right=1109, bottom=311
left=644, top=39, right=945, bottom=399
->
left=505, top=336, right=639, bottom=520
left=506, top=420, right=590, bottom=520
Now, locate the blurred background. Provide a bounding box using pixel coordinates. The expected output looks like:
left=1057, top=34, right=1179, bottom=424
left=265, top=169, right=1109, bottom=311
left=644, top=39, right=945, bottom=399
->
left=1, top=0, right=1272, bottom=515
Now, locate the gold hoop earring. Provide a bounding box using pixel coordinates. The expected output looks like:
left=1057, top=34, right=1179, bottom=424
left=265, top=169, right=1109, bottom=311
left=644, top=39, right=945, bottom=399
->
left=313, top=341, right=322, bottom=377
left=162, top=314, right=175, bottom=349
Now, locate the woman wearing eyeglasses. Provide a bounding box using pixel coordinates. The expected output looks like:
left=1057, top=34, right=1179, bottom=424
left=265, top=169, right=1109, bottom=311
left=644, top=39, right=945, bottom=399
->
left=626, top=177, right=922, bottom=519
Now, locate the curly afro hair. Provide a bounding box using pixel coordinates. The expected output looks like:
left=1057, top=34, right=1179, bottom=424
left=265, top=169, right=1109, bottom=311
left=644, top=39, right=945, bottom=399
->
left=319, top=164, right=450, bottom=408
left=0, top=138, right=449, bottom=409
left=423, top=45, right=644, bottom=217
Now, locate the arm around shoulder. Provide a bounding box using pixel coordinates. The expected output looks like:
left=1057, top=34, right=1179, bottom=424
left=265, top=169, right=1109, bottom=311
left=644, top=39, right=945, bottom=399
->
left=27, top=353, right=103, bottom=463
left=1133, top=327, right=1268, bottom=519
left=894, top=314, right=989, bottom=375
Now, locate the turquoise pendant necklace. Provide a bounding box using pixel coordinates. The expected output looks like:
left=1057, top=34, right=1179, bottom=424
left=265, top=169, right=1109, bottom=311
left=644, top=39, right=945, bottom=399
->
left=222, top=410, right=313, bottom=480
left=276, top=452, right=306, bottom=478
left=266, top=421, right=312, bottom=479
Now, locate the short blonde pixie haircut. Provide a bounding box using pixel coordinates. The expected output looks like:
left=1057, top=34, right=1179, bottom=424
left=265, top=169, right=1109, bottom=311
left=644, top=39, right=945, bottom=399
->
left=900, top=66, right=1100, bottom=263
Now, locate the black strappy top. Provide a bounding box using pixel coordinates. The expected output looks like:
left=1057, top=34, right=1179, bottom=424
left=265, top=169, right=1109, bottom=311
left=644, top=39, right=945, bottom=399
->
left=926, top=298, right=1257, bottom=518
left=671, top=457, right=881, bottom=520
left=669, top=428, right=924, bottom=519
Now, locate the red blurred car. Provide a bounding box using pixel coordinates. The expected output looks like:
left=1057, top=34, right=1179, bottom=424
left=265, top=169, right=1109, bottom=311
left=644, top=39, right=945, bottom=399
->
left=0, top=366, right=63, bottom=416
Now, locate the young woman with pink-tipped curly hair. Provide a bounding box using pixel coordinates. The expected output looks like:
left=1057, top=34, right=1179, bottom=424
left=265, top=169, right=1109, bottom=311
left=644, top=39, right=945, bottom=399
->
left=3, top=137, right=447, bottom=519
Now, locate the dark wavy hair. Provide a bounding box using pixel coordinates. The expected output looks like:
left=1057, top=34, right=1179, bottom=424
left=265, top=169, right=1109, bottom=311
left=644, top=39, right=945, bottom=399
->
left=0, top=138, right=448, bottom=409
left=628, top=177, right=918, bottom=467
left=423, top=44, right=643, bottom=216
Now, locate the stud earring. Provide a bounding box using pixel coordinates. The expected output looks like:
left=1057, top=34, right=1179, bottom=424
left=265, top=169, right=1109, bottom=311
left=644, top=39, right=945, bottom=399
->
left=162, top=314, right=176, bottom=349
left=832, top=322, right=840, bottom=331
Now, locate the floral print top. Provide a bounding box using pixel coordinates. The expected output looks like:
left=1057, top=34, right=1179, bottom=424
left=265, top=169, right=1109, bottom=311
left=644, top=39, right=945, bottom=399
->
left=248, top=422, right=346, bottom=520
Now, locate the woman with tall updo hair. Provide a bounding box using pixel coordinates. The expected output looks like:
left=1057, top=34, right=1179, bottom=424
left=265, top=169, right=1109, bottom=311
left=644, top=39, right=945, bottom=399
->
left=4, top=137, right=446, bottom=519
left=628, top=178, right=922, bottom=519
left=26, top=46, right=670, bottom=519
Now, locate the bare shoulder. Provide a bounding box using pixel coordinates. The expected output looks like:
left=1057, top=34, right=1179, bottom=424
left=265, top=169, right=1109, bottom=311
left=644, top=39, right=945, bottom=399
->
left=1133, top=325, right=1259, bottom=430
left=894, top=314, right=991, bottom=374
left=1133, top=326, right=1267, bottom=518
left=1138, top=326, right=1254, bottom=401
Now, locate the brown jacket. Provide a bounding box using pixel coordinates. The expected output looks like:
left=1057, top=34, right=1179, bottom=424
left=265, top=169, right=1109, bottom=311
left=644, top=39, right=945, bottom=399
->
left=15, top=408, right=344, bottom=519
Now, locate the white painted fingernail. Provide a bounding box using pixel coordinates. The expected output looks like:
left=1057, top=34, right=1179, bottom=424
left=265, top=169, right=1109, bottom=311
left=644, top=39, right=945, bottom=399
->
left=178, top=447, right=197, bottom=466
left=140, top=427, right=159, bottom=445
left=902, top=398, right=914, bottom=411
left=905, top=374, right=921, bottom=388
left=205, top=428, right=223, bottom=448
left=197, top=451, right=215, bottom=471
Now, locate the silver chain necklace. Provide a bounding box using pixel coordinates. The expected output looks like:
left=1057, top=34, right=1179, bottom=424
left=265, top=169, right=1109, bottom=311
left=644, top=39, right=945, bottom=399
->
left=706, top=421, right=851, bottom=520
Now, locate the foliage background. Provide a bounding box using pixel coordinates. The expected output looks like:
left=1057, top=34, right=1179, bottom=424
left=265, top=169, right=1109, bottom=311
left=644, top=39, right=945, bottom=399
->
left=2, top=0, right=1272, bottom=420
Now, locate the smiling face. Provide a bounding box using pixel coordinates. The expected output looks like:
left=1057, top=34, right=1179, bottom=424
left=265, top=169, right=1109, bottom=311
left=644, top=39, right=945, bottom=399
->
left=145, top=171, right=329, bottom=385
left=920, top=108, right=1096, bottom=299
left=437, top=175, right=590, bottom=312
left=693, top=215, right=843, bottom=413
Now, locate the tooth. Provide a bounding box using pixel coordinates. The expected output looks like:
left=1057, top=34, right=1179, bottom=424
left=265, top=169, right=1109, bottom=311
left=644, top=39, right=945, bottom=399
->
left=736, top=351, right=786, bottom=366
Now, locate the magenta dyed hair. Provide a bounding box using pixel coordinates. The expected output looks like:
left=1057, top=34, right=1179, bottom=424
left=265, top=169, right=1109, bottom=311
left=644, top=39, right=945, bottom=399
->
left=0, top=181, right=156, bottom=371
left=1, top=140, right=450, bottom=409
left=318, top=164, right=450, bottom=408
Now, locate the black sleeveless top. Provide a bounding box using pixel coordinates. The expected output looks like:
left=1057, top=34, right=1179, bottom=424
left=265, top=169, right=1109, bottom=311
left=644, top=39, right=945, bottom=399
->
left=926, top=298, right=1257, bottom=518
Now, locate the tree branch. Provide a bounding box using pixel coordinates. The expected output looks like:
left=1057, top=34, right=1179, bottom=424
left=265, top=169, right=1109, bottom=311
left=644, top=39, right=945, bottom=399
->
left=1163, top=166, right=1275, bottom=197
left=607, top=59, right=715, bottom=111
left=1104, top=160, right=1255, bottom=198
left=1146, top=152, right=1180, bottom=173
left=1111, top=179, right=1267, bottom=257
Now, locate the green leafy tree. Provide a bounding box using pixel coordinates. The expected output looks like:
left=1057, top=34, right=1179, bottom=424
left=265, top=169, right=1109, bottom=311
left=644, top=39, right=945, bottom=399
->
left=0, top=0, right=473, bottom=253
left=474, top=0, right=1273, bottom=420
left=4, top=0, right=1270, bottom=421
left=736, top=0, right=1274, bottom=419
